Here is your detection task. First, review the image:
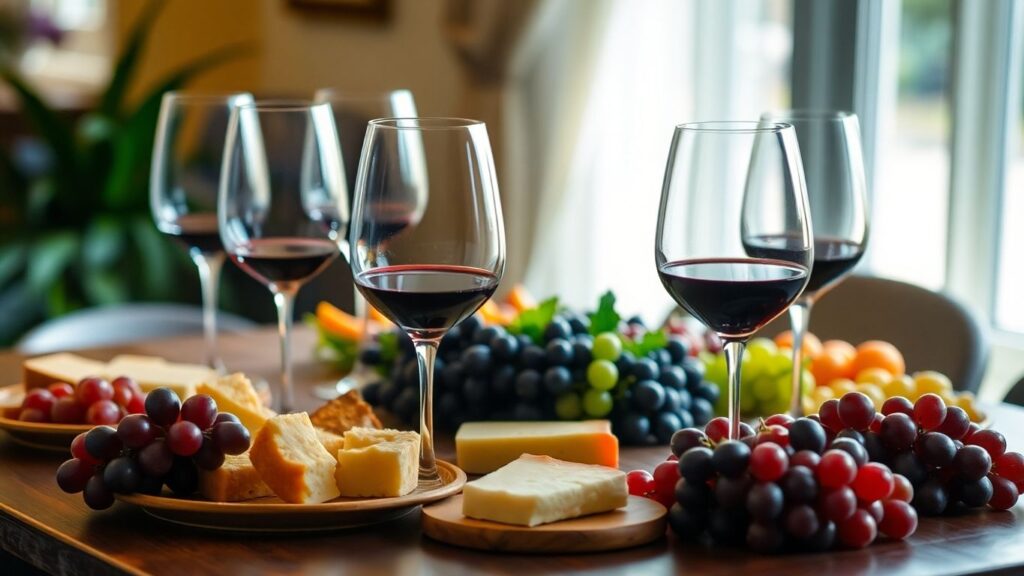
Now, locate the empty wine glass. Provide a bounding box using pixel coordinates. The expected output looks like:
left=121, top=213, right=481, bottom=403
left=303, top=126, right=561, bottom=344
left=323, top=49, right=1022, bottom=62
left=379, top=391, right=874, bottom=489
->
left=219, top=101, right=348, bottom=412
left=311, top=88, right=425, bottom=400
left=151, top=91, right=253, bottom=371
left=350, top=118, right=504, bottom=486
left=754, top=110, right=868, bottom=417
left=656, top=121, right=812, bottom=439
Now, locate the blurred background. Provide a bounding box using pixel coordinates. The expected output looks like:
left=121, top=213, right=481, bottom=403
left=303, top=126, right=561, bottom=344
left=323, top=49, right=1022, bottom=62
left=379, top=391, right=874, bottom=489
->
left=0, top=0, right=1022, bottom=400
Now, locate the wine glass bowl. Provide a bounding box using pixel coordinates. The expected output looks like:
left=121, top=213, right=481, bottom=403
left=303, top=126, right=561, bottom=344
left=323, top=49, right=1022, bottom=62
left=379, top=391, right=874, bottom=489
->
left=655, top=121, right=812, bottom=439
left=757, top=110, right=869, bottom=416
left=350, top=117, right=504, bottom=486
left=219, top=100, right=348, bottom=412
left=151, top=91, right=254, bottom=371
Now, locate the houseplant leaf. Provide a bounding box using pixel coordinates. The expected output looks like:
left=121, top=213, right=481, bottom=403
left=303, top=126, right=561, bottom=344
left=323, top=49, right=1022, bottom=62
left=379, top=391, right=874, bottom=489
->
left=27, top=231, right=77, bottom=292
left=98, top=0, right=165, bottom=118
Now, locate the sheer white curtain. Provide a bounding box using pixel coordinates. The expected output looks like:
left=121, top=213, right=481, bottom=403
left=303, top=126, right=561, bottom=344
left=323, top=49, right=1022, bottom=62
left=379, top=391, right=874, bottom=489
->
left=515, top=0, right=791, bottom=322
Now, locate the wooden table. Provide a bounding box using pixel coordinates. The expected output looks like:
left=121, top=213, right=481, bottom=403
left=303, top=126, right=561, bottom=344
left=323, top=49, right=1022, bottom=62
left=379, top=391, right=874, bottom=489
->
left=1, top=329, right=1023, bottom=575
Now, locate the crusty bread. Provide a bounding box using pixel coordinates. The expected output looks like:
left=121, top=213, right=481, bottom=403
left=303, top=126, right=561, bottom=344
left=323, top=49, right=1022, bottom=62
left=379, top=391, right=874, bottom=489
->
left=249, top=413, right=340, bottom=504
left=197, top=374, right=274, bottom=435
left=343, top=427, right=420, bottom=450
left=22, top=353, right=107, bottom=390
left=309, top=389, right=382, bottom=436
left=315, top=428, right=346, bottom=459
left=199, top=452, right=274, bottom=502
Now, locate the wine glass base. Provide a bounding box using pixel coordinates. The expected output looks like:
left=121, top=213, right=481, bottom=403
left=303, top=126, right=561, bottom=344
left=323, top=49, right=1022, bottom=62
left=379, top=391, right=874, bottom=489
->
left=311, top=364, right=378, bottom=400
left=417, top=470, right=443, bottom=491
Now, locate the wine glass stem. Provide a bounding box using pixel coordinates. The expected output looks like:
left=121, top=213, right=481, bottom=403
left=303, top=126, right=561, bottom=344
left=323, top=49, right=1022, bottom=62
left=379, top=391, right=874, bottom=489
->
left=413, top=339, right=441, bottom=487
left=273, top=289, right=297, bottom=413
left=722, top=339, right=747, bottom=440
left=192, top=252, right=225, bottom=372
left=788, top=298, right=812, bottom=418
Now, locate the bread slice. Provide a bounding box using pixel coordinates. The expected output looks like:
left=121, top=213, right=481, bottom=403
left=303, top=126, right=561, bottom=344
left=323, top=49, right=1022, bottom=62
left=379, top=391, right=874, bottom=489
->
left=106, top=355, right=213, bottom=398
left=23, top=353, right=107, bottom=390
left=336, top=440, right=419, bottom=498
left=197, top=374, right=274, bottom=435
left=343, top=427, right=420, bottom=450
left=249, top=413, right=340, bottom=504
left=316, top=428, right=346, bottom=458
left=309, top=390, right=382, bottom=436
left=198, top=452, right=274, bottom=502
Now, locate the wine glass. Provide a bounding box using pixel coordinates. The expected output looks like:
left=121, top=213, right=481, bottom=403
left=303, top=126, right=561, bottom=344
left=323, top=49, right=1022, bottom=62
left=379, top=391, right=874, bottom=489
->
left=754, top=111, right=868, bottom=416
left=219, top=101, right=348, bottom=412
left=350, top=118, right=504, bottom=486
left=151, top=91, right=254, bottom=371
left=311, top=88, right=425, bottom=400
left=655, top=121, right=812, bottom=439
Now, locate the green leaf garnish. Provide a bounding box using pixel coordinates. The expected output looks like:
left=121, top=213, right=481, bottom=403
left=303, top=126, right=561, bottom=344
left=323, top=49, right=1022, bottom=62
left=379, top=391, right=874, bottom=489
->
left=588, top=291, right=621, bottom=335
left=508, top=296, right=559, bottom=343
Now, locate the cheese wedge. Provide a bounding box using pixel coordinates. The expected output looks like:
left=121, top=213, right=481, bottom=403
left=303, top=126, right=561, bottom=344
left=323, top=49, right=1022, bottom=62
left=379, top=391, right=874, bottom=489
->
left=249, top=413, right=340, bottom=504
left=197, top=374, right=274, bottom=435
left=335, top=440, right=419, bottom=498
left=199, top=452, right=274, bottom=502
left=455, top=421, right=619, bottom=474
left=343, top=427, right=419, bottom=450
left=462, top=454, right=628, bottom=527
left=106, top=355, right=214, bottom=398
left=22, top=353, right=107, bottom=390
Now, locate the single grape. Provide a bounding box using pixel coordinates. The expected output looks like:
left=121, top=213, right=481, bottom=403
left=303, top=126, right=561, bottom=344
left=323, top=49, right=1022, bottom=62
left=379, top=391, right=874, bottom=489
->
left=836, top=428, right=865, bottom=445
left=912, top=479, right=950, bottom=515
left=711, top=440, right=750, bottom=479
left=818, top=450, right=857, bottom=488
left=678, top=446, right=715, bottom=484
left=632, top=380, right=666, bottom=412
left=617, top=413, right=650, bottom=445
left=878, top=499, right=918, bottom=539
left=23, top=389, right=56, bottom=415
left=863, top=431, right=889, bottom=464
left=76, top=377, right=114, bottom=406
left=785, top=504, right=820, bottom=539
left=592, top=333, right=622, bottom=361
left=111, top=384, right=133, bottom=409
left=690, top=398, right=714, bottom=427
left=214, top=412, right=241, bottom=426
left=626, top=469, right=656, bottom=496
left=881, top=396, right=914, bottom=417
left=84, top=425, right=122, bottom=461
left=764, top=413, right=795, bottom=428
left=804, top=520, right=838, bottom=552
left=582, top=389, right=613, bottom=418
left=704, top=417, right=730, bottom=444
left=913, top=393, right=947, bottom=431
left=953, top=445, right=993, bottom=482
left=545, top=339, right=573, bottom=367
left=994, top=452, right=1024, bottom=483
left=852, top=462, right=895, bottom=503
left=137, top=439, right=174, bottom=477
left=891, top=473, right=914, bottom=503
left=652, top=460, right=680, bottom=499
left=678, top=477, right=713, bottom=511
left=632, top=358, right=660, bottom=382
left=746, top=481, right=783, bottom=521
left=789, top=418, right=827, bottom=454
left=791, top=450, right=821, bottom=471
left=750, top=443, right=788, bottom=482
left=869, top=413, right=884, bottom=434
left=212, top=421, right=250, bottom=456
left=667, top=503, right=705, bottom=540
left=180, top=395, right=218, bottom=430
left=56, top=458, right=93, bottom=493
left=70, top=432, right=99, bottom=466
left=966, top=429, right=1007, bottom=460
left=955, top=475, right=994, bottom=507
left=757, top=425, right=790, bottom=447
left=463, top=344, right=493, bottom=376
left=116, top=414, right=156, bottom=449
left=653, top=412, right=683, bottom=445
left=837, top=508, right=877, bottom=549
left=194, top=437, right=226, bottom=471
left=554, top=393, right=582, bottom=420
left=490, top=334, right=520, bottom=362
left=714, top=474, right=752, bottom=510
left=780, top=465, right=818, bottom=504
left=50, top=397, right=86, bottom=424
left=819, top=485, right=858, bottom=522
left=989, top=475, right=1020, bottom=510
left=860, top=498, right=885, bottom=524
left=818, top=399, right=843, bottom=431
left=103, top=456, right=142, bottom=494
left=125, top=393, right=146, bottom=415
left=914, top=432, right=956, bottom=468
left=671, top=428, right=709, bottom=457
left=659, top=366, right=686, bottom=391
left=935, top=406, right=971, bottom=440
left=586, top=360, right=618, bottom=391
left=746, top=522, right=785, bottom=553
left=543, top=366, right=573, bottom=395
left=86, top=400, right=121, bottom=426
left=111, top=376, right=142, bottom=395
left=830, top=438, right=868, bottom=467
left=891, top=451, right=928, bottom=487
left=880, top=413, right=917, bottom=452
left=145, top=388, right=181, bottom=427
left=47, top=382, right=75, bottom=399
left=838, top=392, right=876, bottom=431
left=83, top=474, right=115, bottom=510
left=167, top=421, right=203, bottom=457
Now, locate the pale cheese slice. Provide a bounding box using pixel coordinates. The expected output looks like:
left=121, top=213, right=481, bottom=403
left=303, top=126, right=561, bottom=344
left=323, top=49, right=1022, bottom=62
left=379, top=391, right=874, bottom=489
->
left=455, top=420, right=619, bottom=474
left=106, top=355, right=214, bottom=398
left=22, top=353, right=108, bottom=390
left=335, top=440, right=418, bottom=498
left=196, top=373, right=274, bottom=435
left=462, top=454, right=627, bottom=527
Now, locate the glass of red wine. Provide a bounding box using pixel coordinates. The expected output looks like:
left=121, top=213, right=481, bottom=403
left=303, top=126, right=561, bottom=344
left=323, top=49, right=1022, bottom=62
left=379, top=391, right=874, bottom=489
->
left=350, top=118, right=504, bottom=486
left=655, top=121, right=813, bottom=439
left=151, top=91, right=254, bottom=371
left=311, top=88, right=426, bottom=400
left=219, top=101, right=347, bottom=412
left=753, top=110, right=868, bottom=416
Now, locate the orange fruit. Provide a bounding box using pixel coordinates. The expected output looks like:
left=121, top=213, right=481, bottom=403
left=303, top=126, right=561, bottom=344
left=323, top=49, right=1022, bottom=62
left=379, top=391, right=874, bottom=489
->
left=478, top=299, right=504, bottom=325
left=506, top=284, right=536, bottom=312
left=316, top=302, right=363, bottom=341
left=851, top=340, right=906, bottom=377
left=823, top=340, right=856, bottom=361
left=367, top=305, right=394, bottom=328
left=774, top=331, right=824, bottom=361
left=810, top=346, right=856, bottom=384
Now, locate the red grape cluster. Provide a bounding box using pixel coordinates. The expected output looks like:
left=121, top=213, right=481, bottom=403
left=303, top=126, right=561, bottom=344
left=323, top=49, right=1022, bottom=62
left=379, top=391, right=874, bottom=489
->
left=18, top=376, right=145, bottom=425
left=55, top=388, right=251, bottom=510
left=820, top=392, right=1023, bottom=515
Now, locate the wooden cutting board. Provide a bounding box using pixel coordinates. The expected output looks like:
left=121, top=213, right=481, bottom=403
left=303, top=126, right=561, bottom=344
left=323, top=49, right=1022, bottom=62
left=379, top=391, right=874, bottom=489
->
left=421, top=495, right=667, bottom=553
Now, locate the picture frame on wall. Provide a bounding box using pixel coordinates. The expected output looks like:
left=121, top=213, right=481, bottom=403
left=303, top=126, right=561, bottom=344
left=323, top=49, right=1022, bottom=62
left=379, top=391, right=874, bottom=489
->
left=288, top=0, right=390, bottom=21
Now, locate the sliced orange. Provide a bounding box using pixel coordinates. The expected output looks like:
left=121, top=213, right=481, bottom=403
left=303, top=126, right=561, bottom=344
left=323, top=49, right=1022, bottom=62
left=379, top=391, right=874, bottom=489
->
left=367, top=305, right=394, bottom=328
left=506, top=284, right=537, bottom=313
left=478, top=299, right=505, bottom=325
left=316, top=301, right=363, bottom=341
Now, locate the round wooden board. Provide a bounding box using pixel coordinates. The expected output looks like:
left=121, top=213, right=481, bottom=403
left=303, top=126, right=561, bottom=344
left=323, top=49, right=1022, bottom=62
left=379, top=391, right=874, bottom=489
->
left=422, top=495, right=667, bottom=553
left=117, top=460, right=467, bottom=533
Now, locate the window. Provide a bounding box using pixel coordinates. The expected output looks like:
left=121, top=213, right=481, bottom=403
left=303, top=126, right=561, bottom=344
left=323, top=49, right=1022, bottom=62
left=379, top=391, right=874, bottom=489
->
left=995, top=20, right=1024, bottom=333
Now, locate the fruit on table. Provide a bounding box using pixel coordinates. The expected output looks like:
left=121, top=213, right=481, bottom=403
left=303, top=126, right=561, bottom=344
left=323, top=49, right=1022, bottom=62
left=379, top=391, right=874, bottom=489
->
left=56, top=387, right=250, bottom=510
left=702, top=337, right=814, bottom=418
left=17, top=376, right=146, bottom=425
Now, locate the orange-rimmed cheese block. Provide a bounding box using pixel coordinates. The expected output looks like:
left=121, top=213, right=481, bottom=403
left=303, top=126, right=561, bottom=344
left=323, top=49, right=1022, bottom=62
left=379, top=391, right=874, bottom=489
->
left=455, top=420, right=618, bottom=474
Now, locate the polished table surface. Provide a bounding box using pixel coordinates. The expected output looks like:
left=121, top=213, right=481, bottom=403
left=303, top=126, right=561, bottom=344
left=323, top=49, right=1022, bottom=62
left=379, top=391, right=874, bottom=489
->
left=1, top=328, right=1023, bottom=576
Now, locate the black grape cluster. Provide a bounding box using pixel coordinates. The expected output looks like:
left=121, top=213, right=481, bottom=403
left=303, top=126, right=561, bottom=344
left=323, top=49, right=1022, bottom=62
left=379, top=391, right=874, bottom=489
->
left=361, top=314, right=720, bottom=445
left=56, top=388, right=250, bottom=510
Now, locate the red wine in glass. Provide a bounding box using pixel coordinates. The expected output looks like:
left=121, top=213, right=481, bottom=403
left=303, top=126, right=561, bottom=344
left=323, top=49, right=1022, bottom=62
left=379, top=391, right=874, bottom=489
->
left=163, top=213, right=222, bottom=255
left=743, top=234, right=864, bottom=296
left=356, top=264, right=498, bottom=340
left=658, top=258, right=809, bottom=339
left=230, top=238, right=338, bottom=288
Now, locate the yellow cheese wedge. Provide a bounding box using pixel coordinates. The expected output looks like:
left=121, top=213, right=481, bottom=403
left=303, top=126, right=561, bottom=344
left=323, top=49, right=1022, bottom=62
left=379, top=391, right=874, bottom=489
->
left=249, top=413, right=340, bottom=504
left=22, top=353, right=107, bottom=390
left=106, top=354, right=215, bottom=398
left=455, top=421, right=619, bottom=474
left=196, top=374, right=274, bottom=435
left=198, top=452, right=274, bottom=502
left=343, top=426, right=419, bottom=450
left=462, top=454, right=628, bottom=527
left=335, top=440, right=419, bottom=498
